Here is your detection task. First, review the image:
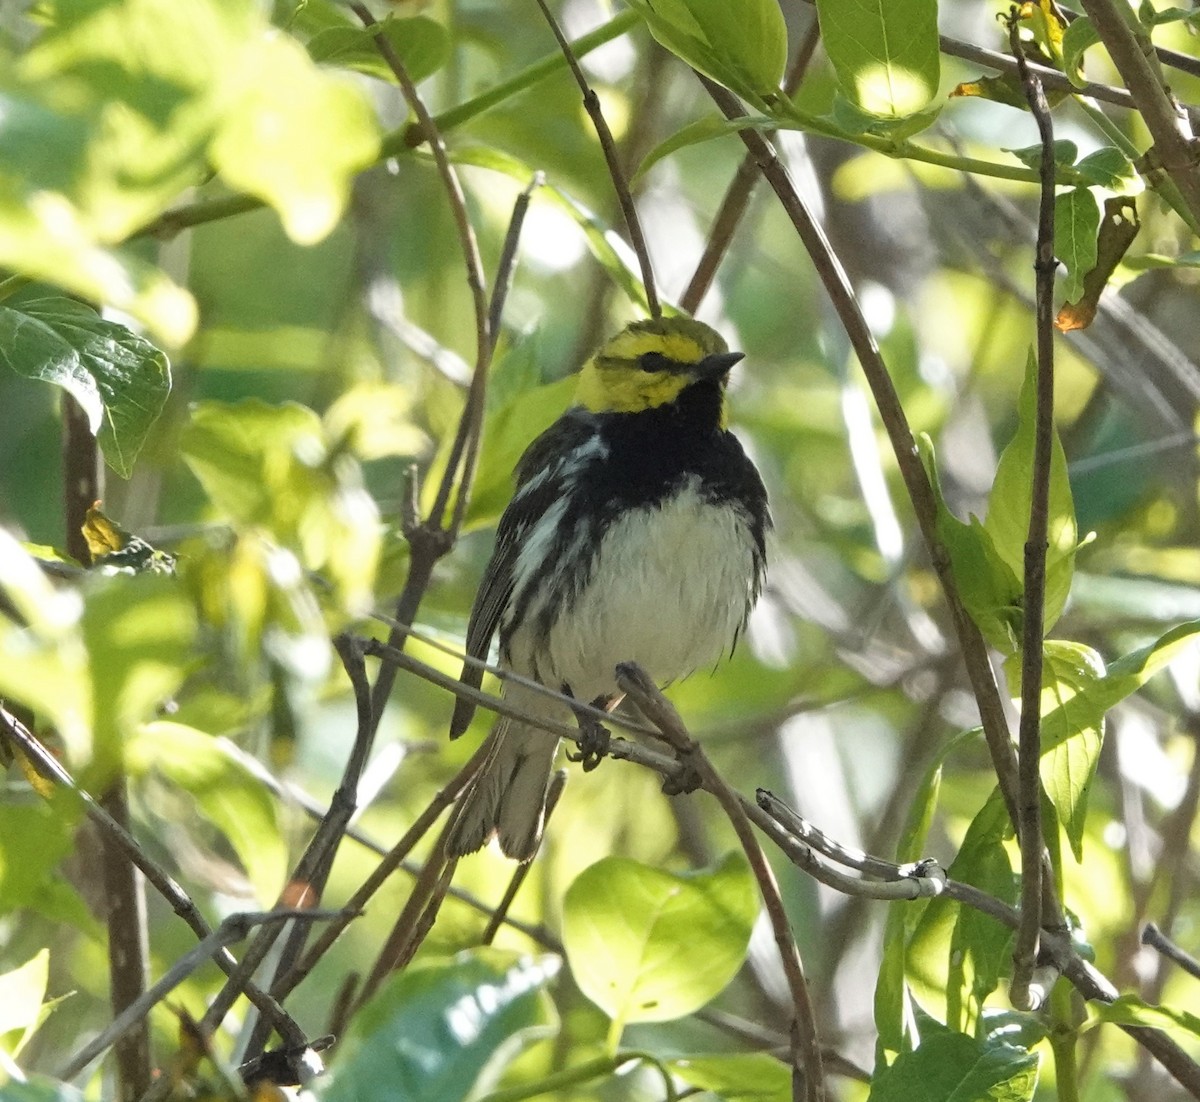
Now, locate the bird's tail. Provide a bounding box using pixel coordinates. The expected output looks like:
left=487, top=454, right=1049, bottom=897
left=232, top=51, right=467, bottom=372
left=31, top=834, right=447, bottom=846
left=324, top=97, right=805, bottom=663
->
left=445, top=716, right=559, bottom=862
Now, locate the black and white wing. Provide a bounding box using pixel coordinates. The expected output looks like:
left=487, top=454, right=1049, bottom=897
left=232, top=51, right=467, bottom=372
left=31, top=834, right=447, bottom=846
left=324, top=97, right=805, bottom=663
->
left=449, top=407, right=598, bottom=737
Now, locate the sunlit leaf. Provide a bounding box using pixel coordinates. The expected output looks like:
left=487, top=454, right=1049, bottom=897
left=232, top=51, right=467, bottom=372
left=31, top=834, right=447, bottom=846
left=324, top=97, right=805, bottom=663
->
left=307, top=15, right=450, bottom=84
left=984, top=350, right=1078, bottom=635
left=80, top=572, right=196, bottom=781
left=0, top=295, right=171, bottom=477
left=919, top=435, right=1022, bottom=650
left=210, top=34, right=380, bottom=244
left=127, top=721, right=287, bottom=901
left=623, top=0, right=786, bottom=102
left=317, top=951, right=559, bottom=1102
left=563, top=853, right=758, bottom=1028
left=1062, top=16, right=1100, bottom=85
left=669, top=1053, right=790, bottom=1101
left=1091, top=995, right=1200, bottom=1042
left=945, top=793, right=1015, bottom=1036
left=180, top=400, right=380, bottom=614
left=869, top=1009, right=1039, bottom=1101
left=1016, top=640, right=1107, bottom=861
left=0, top=949, right=50, bottom=1057
left=1054, top=187, right=1100, bottom=304
left=817, top=0, right=940, bottom=118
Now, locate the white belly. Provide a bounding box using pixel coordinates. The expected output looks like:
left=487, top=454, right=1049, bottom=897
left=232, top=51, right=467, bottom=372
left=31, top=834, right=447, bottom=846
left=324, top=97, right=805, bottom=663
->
left=506, top=480, right=757, bottom=703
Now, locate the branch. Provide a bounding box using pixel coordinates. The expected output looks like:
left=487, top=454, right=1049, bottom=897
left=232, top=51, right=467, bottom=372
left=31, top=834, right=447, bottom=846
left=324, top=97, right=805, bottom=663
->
left=240, top=635, right=380, bottom=1062
left=60, top=909, right=345, bottom=1084
left=531, top=0, right=659, bottom=317
left=1143, top=922, right=1200, bottom=983
left=1078, top=0, right=1200, bottom=231
left=0, top=709, right=308, bottom=1057
left=615, top=664, right=826, bottom=1102
left=695, top=75, right=1027, bottom=839
left=1007, top=11, right=1057, bottom=1013
left=680, top=15, right=821, bottom=315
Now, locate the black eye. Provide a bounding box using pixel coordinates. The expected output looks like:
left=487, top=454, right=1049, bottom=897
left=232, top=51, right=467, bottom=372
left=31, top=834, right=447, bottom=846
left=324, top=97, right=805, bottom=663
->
left=638, top=351, right=672, bottom=373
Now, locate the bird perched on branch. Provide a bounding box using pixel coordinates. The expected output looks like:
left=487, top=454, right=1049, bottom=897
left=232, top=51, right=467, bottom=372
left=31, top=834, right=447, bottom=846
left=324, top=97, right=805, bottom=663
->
left=445, top=315, right=770, bottom=860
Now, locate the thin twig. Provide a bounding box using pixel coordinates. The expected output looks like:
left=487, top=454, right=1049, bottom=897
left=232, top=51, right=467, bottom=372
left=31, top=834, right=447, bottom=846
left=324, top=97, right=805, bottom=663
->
left=60, top=909, right=345, bottom=1083
left=696, top=75, right=1025, bottom=839
left=240, top=635, right=379, bottom=1062
left=532, top=0, right=660, bottom=317
left=615, top=664, right=825, bottom=1102
left=1007, top=10, right=1057, bottom=1013
left=1143, top=923, right=1200, bottom=983
left=1078, top=0, right=1200, bottom=232
left=272, top=742, right=489, bottom=1002
left=680, top=15, right=821, bottom=315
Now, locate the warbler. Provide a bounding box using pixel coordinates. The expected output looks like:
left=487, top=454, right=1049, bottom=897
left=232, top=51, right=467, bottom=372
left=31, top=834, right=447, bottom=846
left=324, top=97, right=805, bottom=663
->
left=445, top=315, right=770, bottom=860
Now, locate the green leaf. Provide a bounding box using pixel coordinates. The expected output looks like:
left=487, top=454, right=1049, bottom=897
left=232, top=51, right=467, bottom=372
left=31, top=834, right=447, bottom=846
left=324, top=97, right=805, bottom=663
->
left=0, top=798, right=79, bottom=918
left=307, top=15, right=450, bottom=83
left=1054, top=188, right=1100, bottom=303
left=0, top=295, right=171, bottom=477
left=1025, top=640, right=1106, bottom=861
left=562, top=852, right=758, bottom=1029
left=127, top=722, right=287, bottom=902
left=919, top=435, right=1022, bottom=650
left=1006, top=140, right=1078, bottom=173
left=1074, top=147, right=1138, bottom=193
left=623, top=0, right=787, bottom=102
left=875, top=727, right=982, bottom=1061
left=1062, top=16, right=1100, bottom=85
left=80, top=572, right=196, bottom=782
left=669, top=1053, right=790, bottom=1102
left=945, top=792, right=1016, bottom=1036
left=0, top=949, right=50, bottom=1057
left=1038, top=621, right=1200, bottom=842
left=317, top=950, right=559, bottom=1102
left=869, top=1013, right=1039, bottom=1101
left=180, top=399, right=380, bottom=614
left=984, top=350, right=1078, bottom=635
left=0, top=531, right=90, bottom=759
left=636, top=115, right=776, bottom=181
left=209, top=34, right=380, bottom=244
left=816, top=0, right=940, bottom=118
left=1091, top=995, right=1200, bottom=1042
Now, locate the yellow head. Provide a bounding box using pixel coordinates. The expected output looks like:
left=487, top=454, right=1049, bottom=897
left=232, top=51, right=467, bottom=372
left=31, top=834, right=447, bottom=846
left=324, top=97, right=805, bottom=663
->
left=575, top=317, right=744, bottom=420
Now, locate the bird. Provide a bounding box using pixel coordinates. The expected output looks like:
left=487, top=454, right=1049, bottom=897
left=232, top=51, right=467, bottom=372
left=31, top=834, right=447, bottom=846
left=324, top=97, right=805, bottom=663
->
left=444, top=315, right=770, bottom=861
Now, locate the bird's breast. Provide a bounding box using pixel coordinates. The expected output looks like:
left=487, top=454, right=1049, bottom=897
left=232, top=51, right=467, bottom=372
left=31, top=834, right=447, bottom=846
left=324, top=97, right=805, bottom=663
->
left=504, top=477, right=759, bottom=703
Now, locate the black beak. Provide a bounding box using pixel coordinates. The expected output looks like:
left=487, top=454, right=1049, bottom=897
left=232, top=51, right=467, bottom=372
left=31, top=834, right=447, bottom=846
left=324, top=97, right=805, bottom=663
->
left=695, top=350, right=745, bottom=381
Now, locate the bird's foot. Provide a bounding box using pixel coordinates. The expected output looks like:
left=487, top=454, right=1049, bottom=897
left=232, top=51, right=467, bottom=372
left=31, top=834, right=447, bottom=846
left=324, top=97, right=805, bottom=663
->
left=565, top=693, right=611, bottom=772
left=661, top=745, right=702, bottom=795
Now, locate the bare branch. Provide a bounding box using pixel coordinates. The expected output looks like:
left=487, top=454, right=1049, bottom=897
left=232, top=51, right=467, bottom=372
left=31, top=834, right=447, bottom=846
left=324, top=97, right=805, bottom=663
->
left=615, top=663, right=826, bottom=1102
left=1006, top=10, right=1057, bottom=1012
left=532, top=0, right=660, bottom=317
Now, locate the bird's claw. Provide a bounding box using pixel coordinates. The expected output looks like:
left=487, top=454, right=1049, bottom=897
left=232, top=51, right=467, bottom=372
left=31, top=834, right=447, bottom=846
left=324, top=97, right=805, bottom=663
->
left=661, top=746, right=702, bottom=795
left=566, top=717, right=611, bottom=772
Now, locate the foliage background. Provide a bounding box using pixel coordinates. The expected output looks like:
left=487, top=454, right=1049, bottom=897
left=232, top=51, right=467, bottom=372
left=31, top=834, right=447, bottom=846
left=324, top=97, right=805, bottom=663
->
left=3, top=0, right=1200, bottom=1099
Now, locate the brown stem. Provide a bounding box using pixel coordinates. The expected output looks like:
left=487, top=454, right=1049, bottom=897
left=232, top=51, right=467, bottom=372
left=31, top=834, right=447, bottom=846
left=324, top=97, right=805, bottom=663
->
left=615, top=664, right=825, bottom=1102
left=696, top=76, right=1025, bottom=832
left=680, top=15, right=821, bottom=315
left=532, top=0, right=660, bottom=317
left=63, top=395, right=152, bottom=1099
left=240, top=635, right=379, bottom=1061
left=1078, top=0, right=1200, bottom=230
left=1007, top=11, right=1058, bottom=1012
